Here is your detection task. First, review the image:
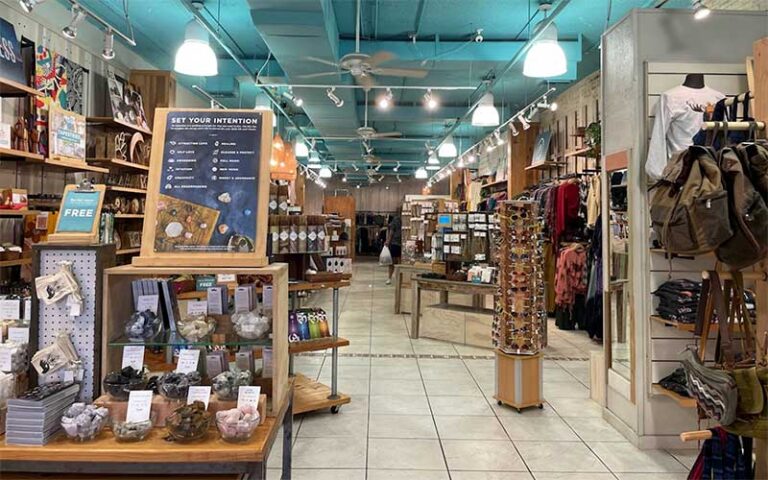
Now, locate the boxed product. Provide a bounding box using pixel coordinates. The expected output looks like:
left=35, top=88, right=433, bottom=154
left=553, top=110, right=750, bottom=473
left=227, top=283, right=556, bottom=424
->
left=0, top=188, right=28, bottom=210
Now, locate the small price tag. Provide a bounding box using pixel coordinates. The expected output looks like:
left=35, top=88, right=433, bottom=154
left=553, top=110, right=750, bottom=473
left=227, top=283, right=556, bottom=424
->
left=8, top=327, right=29, bottom=344
left=136, top=295, right=159, bottom=314
left=187, top=386, right=211, bottom=409
left=216, top=274, right=237, bottom=283
left=0, top=299, right=21, bottom=320
left=122, top=346, right=145, bottom=370
left=0, top=348, right=12, bottom=371
left=126, top=390, right=154, bottom=423
left=186, top=300, right=208, bottom=316
left=176, top=349, right=200, bottom=373
left=237, top=386, right=262, bottom=410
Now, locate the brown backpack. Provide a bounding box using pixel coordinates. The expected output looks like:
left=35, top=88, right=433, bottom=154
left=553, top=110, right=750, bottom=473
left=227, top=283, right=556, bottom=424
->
left=650, top=146, right=733, bottom=255
left=715, top=146, right=768, bottom=269
left=734, top=140, right=768, bottom=204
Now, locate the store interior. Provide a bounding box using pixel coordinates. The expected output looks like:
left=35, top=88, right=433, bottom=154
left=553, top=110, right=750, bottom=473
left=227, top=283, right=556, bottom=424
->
left=0, top=0, right=766, bottom=479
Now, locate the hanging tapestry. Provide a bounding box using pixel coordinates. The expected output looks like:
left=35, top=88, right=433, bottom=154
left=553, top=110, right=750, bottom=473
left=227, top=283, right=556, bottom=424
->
left=58, top=56, right=86, bottom=115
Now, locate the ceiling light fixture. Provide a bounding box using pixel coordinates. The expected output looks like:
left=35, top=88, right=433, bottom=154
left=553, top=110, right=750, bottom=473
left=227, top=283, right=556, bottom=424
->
left=101, top=29, right=115, bottom=60
left=510, top=122, right=519, bottom=137
left=423, top=88, right=438, bottom=110
left=318, top=165, right=333, bottom=178
left=377, top=88, right=394, bottom=110
left=342, top=174, right=348, bottom=183
left=692, top=0, right=711, bottom=19
left=295, top=139, right=309, bottom=158
left=427, top=153, right=440, bottom=165
left=351, top=164, right=360, bottom=171
left=471, top=91, right=500, bottom=127
left=397, top=174, right=402, bottom=183
left=485, top=138, right=495, bottom=153
left=283, top=88, right=303, bottom=107
left=493, top=130, right=505, bottom=146
left=523, top=4, right=567, bottom=78
left=62, top=4, right=87, bottom=39
left=385, top=185, right=390, bottom=190
left=426, top=164, right=441, bottom=171
left=537, top=95, right=558, bottom=111
left=415, top=167, right=428, bottom=179
left=174, top=7, right=218, bottom=76
left=438, top=135, right=457, bottom=158
left=308, top=150, right=320, bottom=163
left=393, top=162, right=400, bottom=172
left=19, top=0, right=44, bottom=13
left=356, top=184, right=361, bottom=189
left=326, top=87, right=344, bottom=107
left=466, top=151, right=477, bottom=164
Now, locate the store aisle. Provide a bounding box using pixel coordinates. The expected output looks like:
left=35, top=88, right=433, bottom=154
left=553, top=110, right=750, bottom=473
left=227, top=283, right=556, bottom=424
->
left=268, top=262, right=694, bottom=480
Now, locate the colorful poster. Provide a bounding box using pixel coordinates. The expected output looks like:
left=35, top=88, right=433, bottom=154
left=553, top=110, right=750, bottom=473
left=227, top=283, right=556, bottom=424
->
left=153, top=111, right=263, bottom=253
left=0, top=17, right=24, bottom=85
left=49, top=107, right=86, bottom=161
left=56, top=190, right=101, bottom=233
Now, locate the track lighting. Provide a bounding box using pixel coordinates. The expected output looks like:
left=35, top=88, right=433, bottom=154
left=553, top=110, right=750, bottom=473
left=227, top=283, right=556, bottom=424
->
left=510, top=122, right=519, bottom=137
left=318, top=165, right=333, bottom=178
left=326, top=87, right=344, bottom=107
left=493, top=130, right=505, bottom=146
left=438, top=135, right=457, bottom=158
left=397, top=174, right=402, bottom=183
left=101, top=29, right=115, bottom=60
left=283, top=88, right=303, bottom=107
left=19, top=0, right=44, bottom=13
left=356, top=184, right=361, bottom=189
left=537, top=96, right=558, bottom=112
left=308, top=150, right=320, bottom=163
left=523, top=4, right=567, bottom=78
left=427, top=153, right=440, bottom=165
left=377, top=88, right=394, bottom=110
left=352, top=164, right=359, bottom=172
left=342, top=174, right=348, bottom=183
left=374, top=163, right=382, bottom=172
left=471, top=92, right=500, bottom=127
left=692, top=0, right=711, bottom=19
left=175, top=11, right=218, bottom=76
left=415, top=167, right=428, bottom=179
left=423, top=88, right=438, bottom=110
left=466, top=151, right=477, bottom=164
left=485, top=138, right=495, bottom=153
left=294, top=139, right=309, bottom=158
left=393, top=162, right=400, bottom=172
left=457, top=158, right=465, bottom=168
left=62, top=4, right=87, bottom=39
left=518, top=114, right=531, bottom=131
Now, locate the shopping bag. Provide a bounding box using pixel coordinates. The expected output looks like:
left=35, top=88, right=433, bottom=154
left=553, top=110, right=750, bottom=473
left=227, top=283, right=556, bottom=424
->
left=379, top=245, right=393, bottom=266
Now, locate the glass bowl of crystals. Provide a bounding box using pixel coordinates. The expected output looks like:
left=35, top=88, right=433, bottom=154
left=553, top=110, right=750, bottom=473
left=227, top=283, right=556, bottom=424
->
left=176, top=314, right=216, bottom=342
left=112, top=413, right=155, bottom=442
left=211, top=369, right=252, bottom=401
left=103, top=367, right=147, bottom=401
left=60, top=403, right=110, bottom=441
left=215, top=405, right=260, bottom=443
left=124, top=310, right=163, bottom=342
left=158, top=371, right=202, bottom=401
left=166, top=401, right=212, bottom=442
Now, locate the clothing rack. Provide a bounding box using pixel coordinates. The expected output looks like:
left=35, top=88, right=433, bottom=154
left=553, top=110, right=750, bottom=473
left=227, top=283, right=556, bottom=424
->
left=701, top=270, right=767, bottom=281
left=724, top=92, right=753, bottom=107
left=680, top=430, right=713, bottom=442
left=700, top=120, right=765, bottom=131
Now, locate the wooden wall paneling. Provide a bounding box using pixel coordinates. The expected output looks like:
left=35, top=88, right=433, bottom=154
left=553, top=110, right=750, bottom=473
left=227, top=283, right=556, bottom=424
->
left=755, top=38, right=768, bottom=136
left=129, top=70, right=177, bottom=127
left=508, top=124, right=540, bottom=196
left=323, top=195, right=356, bottom=259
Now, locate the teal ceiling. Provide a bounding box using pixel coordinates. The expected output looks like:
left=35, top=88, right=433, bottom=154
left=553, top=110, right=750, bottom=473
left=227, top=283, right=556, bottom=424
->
left=62, top=0, right=699, bottom=178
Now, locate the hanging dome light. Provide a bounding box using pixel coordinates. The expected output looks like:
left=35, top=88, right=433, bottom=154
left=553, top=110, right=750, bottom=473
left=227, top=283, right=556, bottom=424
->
left=318, top=166, right=333, bottom=178
left=523, top=19, right=567, bottom=78
left=414, top=167, right=428, bottom=179
left=308, top=150, right=320, bottom=163
left=438, top=135, right=458, bottom=158
left=471, top=92, right=500, bottom=127
left=294, top=139, right=309, bottom=158
left=174, top=18, right=218, bottom=76
left=427, top=153, right=440, bottom=165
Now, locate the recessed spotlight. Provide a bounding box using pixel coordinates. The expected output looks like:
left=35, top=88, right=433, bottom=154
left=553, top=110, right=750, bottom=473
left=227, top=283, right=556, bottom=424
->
left=377, top=88, right=394, bottom=110
left=423, top=88, right=438, bottom=110
left=692, top=0, right=711, bottom=19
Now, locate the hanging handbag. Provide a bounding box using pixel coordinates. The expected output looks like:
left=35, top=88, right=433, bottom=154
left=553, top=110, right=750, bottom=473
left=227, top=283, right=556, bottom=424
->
left=680, top=346, right=738, bottom=426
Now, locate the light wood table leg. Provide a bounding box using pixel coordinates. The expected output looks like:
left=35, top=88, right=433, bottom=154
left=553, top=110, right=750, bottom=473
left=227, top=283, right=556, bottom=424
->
left=394, top=266, right=402, bottom=314
left=411, top=282, right=421, bottom=339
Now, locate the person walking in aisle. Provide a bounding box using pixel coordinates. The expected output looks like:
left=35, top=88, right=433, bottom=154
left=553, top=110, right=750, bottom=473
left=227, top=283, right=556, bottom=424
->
left=385, top=214, right=401, bottom=285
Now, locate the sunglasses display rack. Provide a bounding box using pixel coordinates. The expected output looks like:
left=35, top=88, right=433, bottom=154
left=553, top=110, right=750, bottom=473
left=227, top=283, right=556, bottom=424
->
left=493, top=201, right=546, bottom=355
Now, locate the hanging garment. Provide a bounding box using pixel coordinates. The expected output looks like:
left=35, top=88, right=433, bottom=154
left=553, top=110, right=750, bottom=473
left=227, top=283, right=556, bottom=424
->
left=555, top=244, right=587, bottom=308
left=586, top=175, right=601, bottom=229
left=646, top=84, right=725, bottom=180
left=554, top=181, right=580, bottom=246
left=584, top=218, right=603, bottom=340
left=688, top=427, right=753, bottom=480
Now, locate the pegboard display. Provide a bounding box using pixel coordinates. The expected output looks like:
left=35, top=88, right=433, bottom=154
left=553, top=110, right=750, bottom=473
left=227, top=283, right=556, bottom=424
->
left=36, top=249, right=99, bottom=401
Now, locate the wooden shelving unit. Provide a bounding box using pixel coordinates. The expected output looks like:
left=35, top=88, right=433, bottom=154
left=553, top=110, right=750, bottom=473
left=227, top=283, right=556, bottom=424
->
left=0, top=146, right=44, bottom=161
left=650, top=315, right=696, bottom=332
left=289, top=337, right=350, bottom=354
left=0, top=77, right=41, bottom=97
left=652, top=384, right=697, bottom=408
left=0, top=210, right=40, bottom=217
left=525, top=160, right=566, bottom=171
left=0, top=258, right=31, bottom=268
left=25, top=156, right=110, bottom=174
left=114, top=213, right=144, bottom=219
left=88, top=158, right=150, bottom=171
left=115, top=247, right=141, bottom=256
left=293, top=373, right=351, bottom=415
left=563, top=146, right=593, bottom=158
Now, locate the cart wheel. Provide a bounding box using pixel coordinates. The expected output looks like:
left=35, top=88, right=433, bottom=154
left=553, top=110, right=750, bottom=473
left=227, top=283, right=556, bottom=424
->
left=331, top=405, right=340, bottom=414
left=538, top=404, right=544, bottom=409
left=516, top=408, right=522, bottom=414
left=497, top=401, right=502, bottom=406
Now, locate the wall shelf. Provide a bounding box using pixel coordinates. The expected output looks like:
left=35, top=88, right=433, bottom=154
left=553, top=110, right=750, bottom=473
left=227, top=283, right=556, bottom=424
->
left=114, top=214, right=144, bottom=219
left=0, top=77, right=41, bottom=97
left=652, top=384, right=697, bottom=408
left=0, top=258, right=31, bottom=268
left=289, top=336, right=350, bottom=354
left=24, top=156, right=110, bottom=174
left=0, top=210, right=40, bottom=217
left=525, top=161, right=566, bottom=171
left=106, top=186, right=147, bottom=194
left=86, top=117, right=152, bottom=136
left=650, top=315, right=696, bottom=332
left=0, top=147, right=44, bottom=162
left=115, top=247, right=141, bottom=256
left=87, top=158, right=150, bottom=172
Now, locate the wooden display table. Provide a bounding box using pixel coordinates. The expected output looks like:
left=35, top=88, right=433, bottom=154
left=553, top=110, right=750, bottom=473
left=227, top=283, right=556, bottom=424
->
left=393, top=264, right=434, bottom=314
left=0, top=382, right=293, bottom=479
left=410, top=275, right=496, bottom=339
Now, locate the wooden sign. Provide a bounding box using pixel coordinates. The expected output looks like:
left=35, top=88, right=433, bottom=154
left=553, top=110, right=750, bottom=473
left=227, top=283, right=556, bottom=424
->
left=133, top=108, right=272, bottom=267
left=48, top=105, right=86, bottom=163
left=48, top=183, right=106, bottom=244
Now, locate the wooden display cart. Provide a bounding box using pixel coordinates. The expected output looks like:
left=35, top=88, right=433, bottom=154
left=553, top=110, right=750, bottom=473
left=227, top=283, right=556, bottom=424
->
left=494, top=351, right=544, bottom=413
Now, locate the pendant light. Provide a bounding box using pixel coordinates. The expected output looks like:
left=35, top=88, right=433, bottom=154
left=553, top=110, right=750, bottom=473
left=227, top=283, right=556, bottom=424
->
left=438, top=135, right=457, bottom=158
left=294, top=139, right=309, bottom=158
left=414, top=167, right=428, bottom=179
left=308, top=150, right=320, bottom=163
left=174, top=9, right=218, bottom=77
left=427, top=152, right=440, bottom=165
left=523, top=9, right=567, bottom=79
left=318, top=166, right=333, bottom=179
left=471, top=92, right=500, bottom=127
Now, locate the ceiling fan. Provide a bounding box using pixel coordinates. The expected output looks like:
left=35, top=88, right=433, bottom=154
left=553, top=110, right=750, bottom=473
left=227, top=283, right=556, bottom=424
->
left=298, top=0, right=428, bottom=90
left=319, top=91, right=402, bottom=141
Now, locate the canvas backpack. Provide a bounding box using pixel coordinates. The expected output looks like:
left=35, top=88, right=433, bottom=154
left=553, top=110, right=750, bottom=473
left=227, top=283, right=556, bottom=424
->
left=734, top=140, right=768, bottom=204
left=714, top=146, right=768, bottom=269
left=650, top=145, right=733, bottom=255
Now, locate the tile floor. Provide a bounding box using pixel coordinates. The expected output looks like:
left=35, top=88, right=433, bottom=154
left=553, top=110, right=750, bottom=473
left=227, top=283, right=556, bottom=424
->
left=267, top=262, right=695, bottom=479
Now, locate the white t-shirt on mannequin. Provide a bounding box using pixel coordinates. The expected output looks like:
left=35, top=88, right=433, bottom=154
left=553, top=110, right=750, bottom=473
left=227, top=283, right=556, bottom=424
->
left=646, top=85, right=725, bottom=180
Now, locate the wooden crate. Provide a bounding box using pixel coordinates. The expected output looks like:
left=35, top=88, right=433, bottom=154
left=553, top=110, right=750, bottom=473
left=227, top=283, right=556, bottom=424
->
left=494, top=350, right=544, bottom=412
left=101, top=263, right=289, bottom=417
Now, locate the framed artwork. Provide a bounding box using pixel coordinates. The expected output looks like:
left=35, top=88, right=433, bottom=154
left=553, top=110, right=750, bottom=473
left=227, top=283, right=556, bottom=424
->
left=530, top=131, right=552, bottom=166
left=107, top=68, right=149, bottom=132
left=48, top=106, right=86, bottom=162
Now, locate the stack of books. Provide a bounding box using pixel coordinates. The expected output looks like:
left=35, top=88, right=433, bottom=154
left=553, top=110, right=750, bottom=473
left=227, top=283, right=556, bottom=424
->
left=5, top=382, right=79, bottom=445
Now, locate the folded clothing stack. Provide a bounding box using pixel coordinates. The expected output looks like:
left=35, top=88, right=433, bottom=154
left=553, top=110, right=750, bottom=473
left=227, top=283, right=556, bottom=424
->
left=653, top=279, right=701, bottom=324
